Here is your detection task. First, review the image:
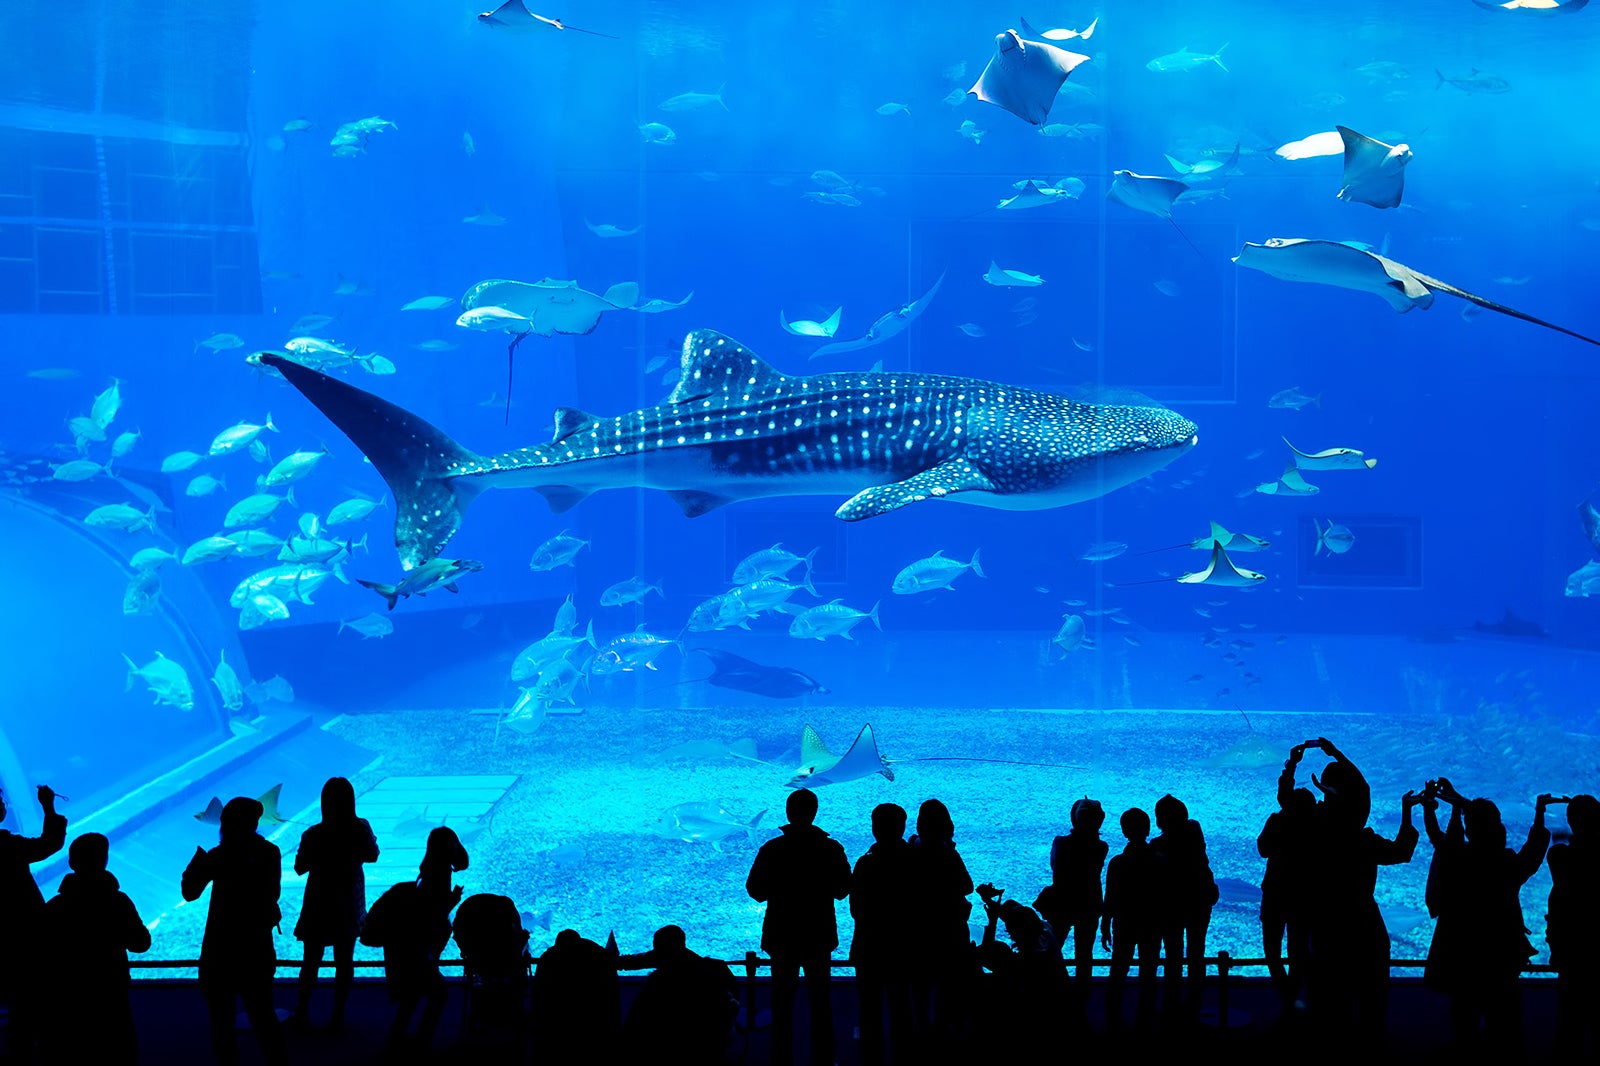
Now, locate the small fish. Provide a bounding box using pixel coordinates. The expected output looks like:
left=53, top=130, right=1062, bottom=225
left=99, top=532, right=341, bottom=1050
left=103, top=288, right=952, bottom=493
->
left=86, top=504, right=156, bottom=532
left=223, top=493, right=291, bottom=529
left=546, top=843, right=586, bottom=870
left=196, top=333, right=244, bottom=353
left=292, top=313, right=337, bottom=333
left=892, top=549, right=984, bottom=595
left=599, top=576, right=664, bottom=606
left=357, top=558, right=483, bottom=611
left=51, top=459, right=108, bottom=482
left=788, top=600, right=881, bottom=642
left=638, top=122, right=677, bottom=145
left=652, top=802, right=765, bottom=850
left=659, top=86, right=727, bottom=111
left=331, top=274, right=373, bottom=296
left=245, top=675, right=295, bottom=705
left=239, top=592, right=291, bottom=630
left=24, top=368, right=79, bottom=380
left=213, top=651, right=244, bottom=712
left=462, top=206, right=507, bottom=226
left=591, top=629, right=680, bottom=674
left=1315, top=519, right=1356, bottom=555
left=339, top=612, right=395, bottom=639
left=462, top=131, right=476, bottom=156
left=875, top=102, right=910, bottom=116
left=91, top=378, right=122, bottom=430
left=958, top=119, right=985, bottom=146
left=110, top=430, right=140, bottom=458
left=1356, top=61, right=1409, bottom=82
left=957, top=323, right=987, bottom=337
left=1267, top=387, right=1320, bottom=411
left=282, top=118, right=316, bottom=132
left=210, top=416, right=278, bottom=457
left=186, top=474, right=227, bottom=497
left=412, top=340, right=458, bottom=351
left=732, top=543, right=816, bottom=585
left=122, top=651, right=194, bottom=711
left=529, top=530, right=590, bottom=571
left=1435, top=69, right=1511, bottom=94
left=1072, top=338, right=1093, bottom=351
left=123, top=570, right=160, bottom=615
left=182, top=536, right=238, bottom=566
left=1079, top=541, right=1128, bottom=563
left=1053, top=614, right=1087, bottom=655
left=1153, top=279, right=1181, bottom=298
left=327, top=496, right=385, bottom=525
left=130, top=547, right=176, bottom=570
left=1147, top=44, right=1229, bottom=74
left=262, top=446, right=329, bottom=487
left=401, top=296, right=454, bottom=311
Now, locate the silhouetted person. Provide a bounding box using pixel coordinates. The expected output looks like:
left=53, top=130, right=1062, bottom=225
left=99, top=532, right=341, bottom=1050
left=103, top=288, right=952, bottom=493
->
left=1151, top=793, right=1217, bottom=1019
left=531, top=928, right=620, bottom=1061
left=1302, top=739, right=1419, bottom=1048
left=905, top=798, right=975, bottom=1059
left=292, top=776, right=379, bottom=1032
left=1260, top=743, right=1318, bottom=1015
left=617, top=925, right=738, bottom=1061
left=1546, top=793, right=1600, bottom=1058
left=377, top=825, right=468, bottom=1056
left=1040, top=796, right=1107, bottom=1004
left=745, top=788, right=851, bottom=1066
left=1423, top=780, right=1550, bottom=1053
left=851, top=803, right=915, bottom=1066
left=1102, top=808, right=1165, bottom=1033
left=974, top=885, right=1064, bottom=1054
left=42, top=832, right=150, bottom=1063
left=0, top=783, right=65, bottom=1060
left=180, top=796, right=287, bottom=1066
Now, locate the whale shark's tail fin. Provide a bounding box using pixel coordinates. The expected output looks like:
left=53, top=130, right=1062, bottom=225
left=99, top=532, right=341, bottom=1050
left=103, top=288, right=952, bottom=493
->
left=260, top=354, right=484, bottom=570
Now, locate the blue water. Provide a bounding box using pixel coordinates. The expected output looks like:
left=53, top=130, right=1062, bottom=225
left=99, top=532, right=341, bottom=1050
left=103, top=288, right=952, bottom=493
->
left=1, top=0, right=1598, bottom=967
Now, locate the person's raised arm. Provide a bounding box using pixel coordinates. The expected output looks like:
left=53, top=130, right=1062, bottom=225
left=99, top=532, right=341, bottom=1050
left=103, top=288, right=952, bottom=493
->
left=1277, top=743, right=1306, bottom=809
left=1517, top=794, right=1556, bottom=883
left=180, top=845, right=212, bottom=902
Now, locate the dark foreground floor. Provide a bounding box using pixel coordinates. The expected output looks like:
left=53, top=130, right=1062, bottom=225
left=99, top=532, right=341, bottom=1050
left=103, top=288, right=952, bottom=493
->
left=2, top=976, right=1575, bottom=1064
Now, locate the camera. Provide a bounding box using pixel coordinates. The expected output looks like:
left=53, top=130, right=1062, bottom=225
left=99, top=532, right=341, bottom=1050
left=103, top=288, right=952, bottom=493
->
left=976, top=883, right=1004, bottom=904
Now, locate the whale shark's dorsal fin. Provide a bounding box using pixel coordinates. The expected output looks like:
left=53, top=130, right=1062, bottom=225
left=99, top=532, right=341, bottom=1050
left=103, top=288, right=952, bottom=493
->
left=553, top=406, right=599, bottom=443
left=668, top=330, right=788, bottom=405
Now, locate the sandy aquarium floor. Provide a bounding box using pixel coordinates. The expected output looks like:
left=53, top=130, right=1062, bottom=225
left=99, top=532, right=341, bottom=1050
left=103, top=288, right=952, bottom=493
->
left=144, top=689, right=1592, bottom=975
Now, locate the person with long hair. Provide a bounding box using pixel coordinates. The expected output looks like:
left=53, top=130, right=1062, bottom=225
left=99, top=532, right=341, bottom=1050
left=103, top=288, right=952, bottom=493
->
left=291, top=777, right=379, bottom=1031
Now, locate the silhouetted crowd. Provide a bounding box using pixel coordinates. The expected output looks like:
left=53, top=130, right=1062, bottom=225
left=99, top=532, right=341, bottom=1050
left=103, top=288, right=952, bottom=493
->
left=1, top=735, right=1597, bottom=1064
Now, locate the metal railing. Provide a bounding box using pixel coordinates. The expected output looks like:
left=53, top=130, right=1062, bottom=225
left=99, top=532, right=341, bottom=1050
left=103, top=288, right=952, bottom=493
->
left=127, top=952, right=1563, bottom=1034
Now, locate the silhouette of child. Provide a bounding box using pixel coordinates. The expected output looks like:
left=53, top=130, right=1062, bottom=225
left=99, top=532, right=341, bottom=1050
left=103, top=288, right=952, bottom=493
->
left=1102, top=808, right=1165, bottom=1032
left=1151, top=794, right=1218, bottom=1018
left=1040, top=797, right=1107, bottom=1001
left=42, top=832, right=150, bottom=1062
left=851, top=803, right=914, bottom=1066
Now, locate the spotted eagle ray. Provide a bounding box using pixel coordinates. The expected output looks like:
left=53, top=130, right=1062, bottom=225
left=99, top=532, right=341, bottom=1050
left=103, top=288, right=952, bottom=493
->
left=785, top=722, right=1087, bottom=788
left=259, top=331, right=1197, bottom=570
left=1234, top=238, right=1600, bottom=346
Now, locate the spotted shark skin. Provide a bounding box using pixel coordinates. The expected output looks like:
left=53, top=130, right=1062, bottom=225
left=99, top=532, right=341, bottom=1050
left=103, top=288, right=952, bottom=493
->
left=260, top=331, right=1198, bottom=569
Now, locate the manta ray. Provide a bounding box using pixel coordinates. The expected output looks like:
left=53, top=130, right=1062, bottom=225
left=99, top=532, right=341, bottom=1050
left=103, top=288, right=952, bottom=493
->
left=969, top=28, right=1090, bottom=125
left=194, top=783, right=288, bottom=825
left=1234, top=238, right=1600, bottom=346
left=259, top=330, right=1197, bottom=569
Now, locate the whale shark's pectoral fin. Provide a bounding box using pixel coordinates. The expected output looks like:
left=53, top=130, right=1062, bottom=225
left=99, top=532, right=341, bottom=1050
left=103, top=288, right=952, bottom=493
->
left=667, top=489, right=733, bottom=517
left=835, top=457, right=997, bottom=521
left=536, top=485, right=590, bottom=513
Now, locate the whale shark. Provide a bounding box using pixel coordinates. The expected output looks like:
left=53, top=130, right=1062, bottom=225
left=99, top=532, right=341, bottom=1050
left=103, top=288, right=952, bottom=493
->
left=259, top=330, right=1197, bottom=569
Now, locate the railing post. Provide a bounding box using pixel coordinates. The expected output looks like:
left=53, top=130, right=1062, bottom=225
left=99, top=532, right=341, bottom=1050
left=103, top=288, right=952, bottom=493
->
left=744, top=950, right=758, bottom=1040
left=1217, top=951, right=1230, bottom=1031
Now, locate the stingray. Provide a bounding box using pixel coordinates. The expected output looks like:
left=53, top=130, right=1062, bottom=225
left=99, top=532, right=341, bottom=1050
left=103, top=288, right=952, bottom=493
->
left=1474, top=0, right=1587, bottom=10
left=1107, top=170, right=1203, bottom=256
left=1335, top=126, right=1411, bottom=209
left=1256, top=464, right=1320, bottom=496
left=811, top=273, right=944, bottom=357
left=786, top=722, right=1087, bottom=788
left=1284, top=437, right=1378, bottom=470
left=1140, top=520, right=1270, bottom=555
left=1233, top=238, right=1600, bottom=347
left=193, top=783, right=288, bottom=826
left=692, top=648, right=829, bottom=698
left=460, top=277, right=640, bottom=418
left=477, top=0, right=617, bottom=37
left=1179, top=543, right=1265, bottom=588
left=1018, top=14, right=1098, bottom=41
left=967, top=28, right=1090, bottom=126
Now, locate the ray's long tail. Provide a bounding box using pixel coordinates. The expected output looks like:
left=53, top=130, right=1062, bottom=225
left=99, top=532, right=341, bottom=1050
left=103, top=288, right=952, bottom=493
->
left=260, top=354, right=484, bottom=569
left=1414, top=273, right=1600, bottom=348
